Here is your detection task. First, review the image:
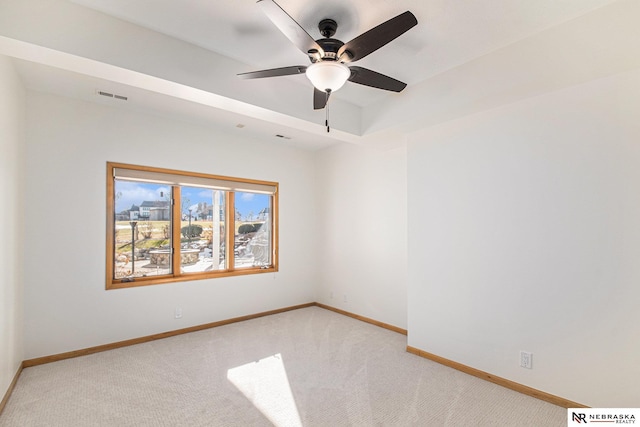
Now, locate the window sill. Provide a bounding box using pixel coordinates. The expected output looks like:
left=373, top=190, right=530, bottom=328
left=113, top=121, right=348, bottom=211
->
left=107, top=266, right=278, bottom=290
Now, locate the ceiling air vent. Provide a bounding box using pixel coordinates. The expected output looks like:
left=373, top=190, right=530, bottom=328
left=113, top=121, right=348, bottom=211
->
left=96, top=90, right=128, bottom=101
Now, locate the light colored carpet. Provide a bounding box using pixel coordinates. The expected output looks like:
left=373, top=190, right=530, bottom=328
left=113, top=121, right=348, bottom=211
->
left=0, top=307, right=565, bottom=426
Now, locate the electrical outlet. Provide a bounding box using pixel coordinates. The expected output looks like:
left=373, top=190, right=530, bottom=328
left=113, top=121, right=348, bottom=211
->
left=520, top=351, right=533, bottom=369
left=343, top=294, right=348, bottom=303
left=330, top=291, right=334, bottom=299
left=175, top=307, right=183, bottom=319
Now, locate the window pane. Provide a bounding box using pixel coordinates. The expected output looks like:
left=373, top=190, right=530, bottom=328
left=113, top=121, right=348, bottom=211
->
left=114, top=181, right=172, bottom=279
left=235, top=192, right=272, bottom=268
left=180, top=186, right=226, bottom=273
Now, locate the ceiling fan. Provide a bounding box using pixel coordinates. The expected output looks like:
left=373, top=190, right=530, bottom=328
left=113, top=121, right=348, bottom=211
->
left=238, top=0, right=418, bottom=112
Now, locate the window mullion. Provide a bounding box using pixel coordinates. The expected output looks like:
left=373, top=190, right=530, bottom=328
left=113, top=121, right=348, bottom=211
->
left=227, top=191, right=235, bottom=271
left=171, top=186, right=181, bottom=276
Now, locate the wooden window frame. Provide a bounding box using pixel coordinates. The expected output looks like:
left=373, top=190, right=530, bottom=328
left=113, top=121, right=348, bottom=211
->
left=106, top=162, right=278, bottom=289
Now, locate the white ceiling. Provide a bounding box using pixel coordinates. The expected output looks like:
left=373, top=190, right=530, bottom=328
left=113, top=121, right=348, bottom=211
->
left=2, top=0, right=635, bottom=149
left=70, top=0, right=616, bottom=107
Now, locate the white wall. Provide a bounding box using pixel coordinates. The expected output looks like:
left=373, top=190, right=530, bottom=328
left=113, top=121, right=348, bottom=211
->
left=0, top=56, right=25, bottom=396
left=23, top=91, right=318, bottom=359
left=407, top=68, right=640, bottom=407
left=315, top=142, right=407, bottom=329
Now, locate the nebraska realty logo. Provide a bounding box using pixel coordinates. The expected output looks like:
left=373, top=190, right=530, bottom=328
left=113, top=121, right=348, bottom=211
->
left=568, top=408, right=639, bottom=424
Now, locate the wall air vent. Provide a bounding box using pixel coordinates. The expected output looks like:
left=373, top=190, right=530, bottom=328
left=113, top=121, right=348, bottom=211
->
left=96, top=90, right=128, bottom=101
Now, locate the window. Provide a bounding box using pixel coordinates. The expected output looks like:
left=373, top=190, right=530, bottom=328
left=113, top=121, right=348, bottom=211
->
left=106, top=162, right=278, bottom=289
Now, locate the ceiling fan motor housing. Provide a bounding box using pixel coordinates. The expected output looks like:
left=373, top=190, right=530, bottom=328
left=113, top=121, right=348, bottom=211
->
left=315, top=39, right=344, bottom=61
left=312, top=19, right=346, bottom=61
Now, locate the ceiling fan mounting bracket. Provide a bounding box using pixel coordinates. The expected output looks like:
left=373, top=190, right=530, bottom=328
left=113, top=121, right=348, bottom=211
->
left=307, top=48, right=322, bottom=62
left=338, top=50, right=353, bottom=62
left=318, top=19, right=338, bottom=38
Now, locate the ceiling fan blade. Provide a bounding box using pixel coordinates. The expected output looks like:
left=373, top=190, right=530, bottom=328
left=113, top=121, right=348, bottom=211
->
left=338, top=11, right=417, bottom=62
left=313, top=88, right=328, bottom=110
left=237, top=65, right=307, bottom=79
left=348, top=66, right=407, bottom=92
left=258, top=0, right=325, bottom=58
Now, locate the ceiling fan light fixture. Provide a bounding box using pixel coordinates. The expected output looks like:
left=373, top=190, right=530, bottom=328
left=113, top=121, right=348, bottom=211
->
left=306, top=62, right=350, bottom=92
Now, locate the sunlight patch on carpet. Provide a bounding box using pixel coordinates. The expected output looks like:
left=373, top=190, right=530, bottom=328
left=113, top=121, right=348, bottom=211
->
left=227, top=353, right=302, bottom=427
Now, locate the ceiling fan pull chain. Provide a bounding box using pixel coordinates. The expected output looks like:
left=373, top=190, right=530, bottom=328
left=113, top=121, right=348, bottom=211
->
left=325, top=104, right=329, bottom=133
left=325, top=89, right=331, bottom=133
